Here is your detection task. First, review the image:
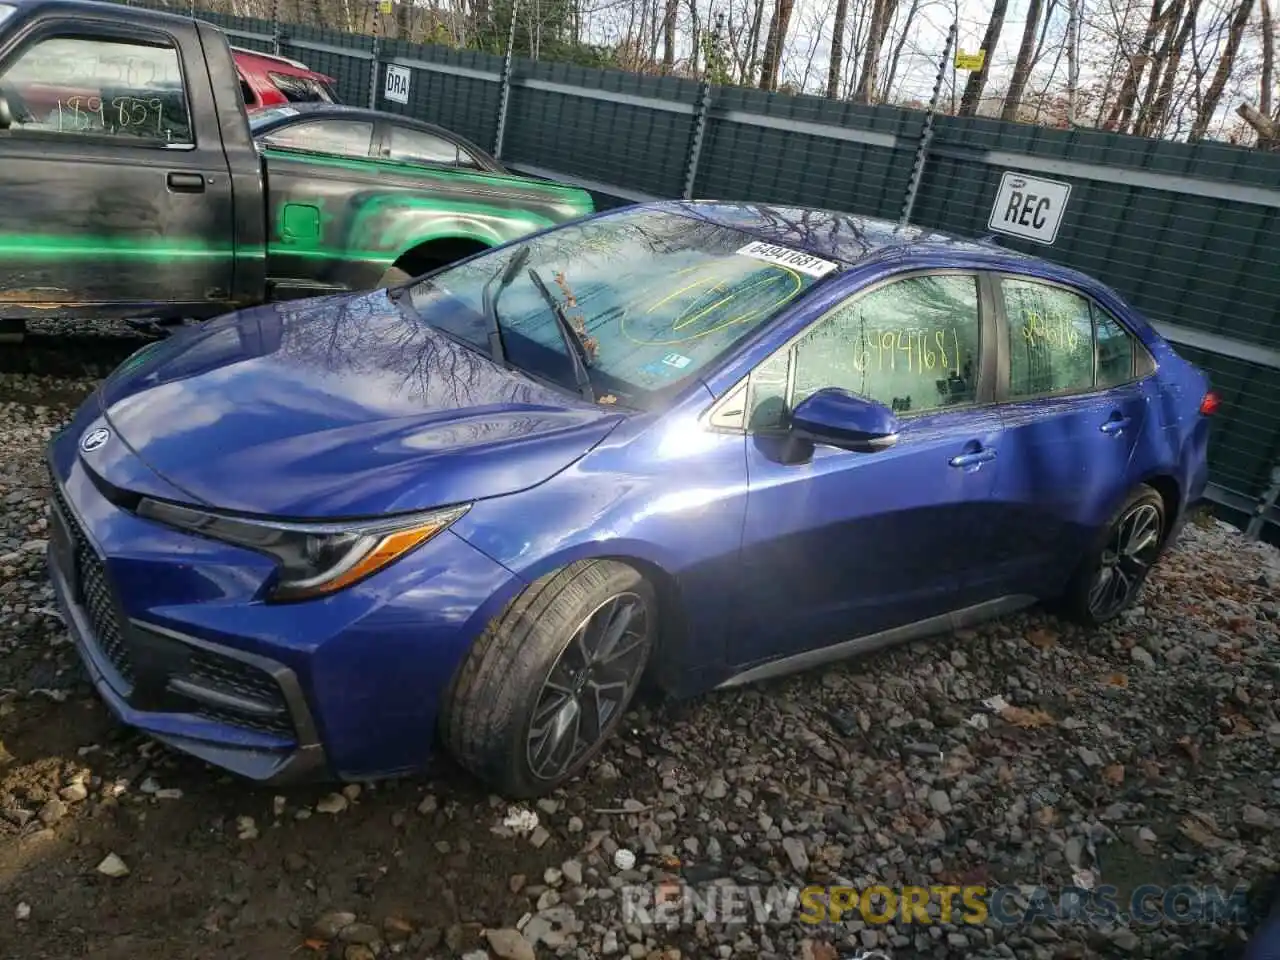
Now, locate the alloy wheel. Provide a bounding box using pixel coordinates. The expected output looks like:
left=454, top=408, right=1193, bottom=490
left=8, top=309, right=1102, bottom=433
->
left=525, top=591, right=652, bottom=782
left=1087, top=502, right=1163, bottom=620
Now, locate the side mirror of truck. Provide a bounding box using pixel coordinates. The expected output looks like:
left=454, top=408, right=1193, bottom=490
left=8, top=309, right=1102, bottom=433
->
left=0, top=95, right=12, bottom=130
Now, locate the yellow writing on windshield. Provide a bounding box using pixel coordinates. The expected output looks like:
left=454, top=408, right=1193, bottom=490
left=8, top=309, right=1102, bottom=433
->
left=622, top=262, right=803, bottom=346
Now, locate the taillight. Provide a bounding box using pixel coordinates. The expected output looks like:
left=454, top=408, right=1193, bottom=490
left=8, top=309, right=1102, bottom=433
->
left=1200, top=390, right=1220, bottom=416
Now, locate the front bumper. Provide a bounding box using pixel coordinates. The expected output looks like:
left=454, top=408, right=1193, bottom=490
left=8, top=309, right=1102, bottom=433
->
left=47, top=475, right=329, bottom=784
left=44, top=422, right=524, bottom=783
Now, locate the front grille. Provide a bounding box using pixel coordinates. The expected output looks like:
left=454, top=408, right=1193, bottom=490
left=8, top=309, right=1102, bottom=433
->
left=186, top=649, right=295, bottom=739
left=49, top=476, right=135, bottom=685
left=49, top=467, right=298, bottom=744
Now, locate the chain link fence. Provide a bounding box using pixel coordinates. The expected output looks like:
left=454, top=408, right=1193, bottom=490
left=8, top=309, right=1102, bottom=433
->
left=111, top=0, right=1280, bottom=540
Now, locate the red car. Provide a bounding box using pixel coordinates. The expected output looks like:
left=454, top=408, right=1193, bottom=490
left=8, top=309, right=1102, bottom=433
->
left=232, top=46, right=339, bottom=112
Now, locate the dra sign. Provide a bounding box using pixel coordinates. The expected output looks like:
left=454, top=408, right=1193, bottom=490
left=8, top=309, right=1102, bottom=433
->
left=384, top=63, right=411, bottom=105
left=988, top=171, right=1071, bottom=245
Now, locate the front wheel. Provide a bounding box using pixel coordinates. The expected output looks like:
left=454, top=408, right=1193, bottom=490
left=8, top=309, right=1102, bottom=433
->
left=439, top=560, right=657, bottom=798
left=1058, top=484, right=1166, bottom=627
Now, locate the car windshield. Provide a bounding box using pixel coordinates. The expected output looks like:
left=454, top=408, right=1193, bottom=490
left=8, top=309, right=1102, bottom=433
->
left=405, top=207, right=840, bottom=410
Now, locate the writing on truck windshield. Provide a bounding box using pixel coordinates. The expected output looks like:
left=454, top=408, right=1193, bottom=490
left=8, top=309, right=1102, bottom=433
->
left=406, top=207, right=839, bottom=409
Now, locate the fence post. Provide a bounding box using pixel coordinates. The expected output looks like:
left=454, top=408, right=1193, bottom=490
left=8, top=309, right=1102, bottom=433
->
left=492, top=0, right=522, bottom=160
left=1245, top=462, right=1280, bottom=540
left=368, top=8, right=382, bottom=110
left=682, top=12, right=720, bottom=201
left=271, top=0, right=283, bottom=56
left=899, top=20, right=957, bottom=229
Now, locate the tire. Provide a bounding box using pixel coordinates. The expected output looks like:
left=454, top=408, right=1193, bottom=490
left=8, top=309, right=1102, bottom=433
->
left=376, top=266, right=415, bottom=289
left=1057, top=483, right=1166, bottom=627
left=439, top=560, right=657, bottom=798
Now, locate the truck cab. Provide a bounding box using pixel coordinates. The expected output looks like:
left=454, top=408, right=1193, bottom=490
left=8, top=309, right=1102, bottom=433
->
left=0, top=0, right=265, bottom=320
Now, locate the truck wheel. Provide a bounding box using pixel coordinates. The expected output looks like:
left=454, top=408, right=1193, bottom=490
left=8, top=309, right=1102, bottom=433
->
left=439, top=560, right=657, bottom=798
left=376, top=266, right=414, bottom=289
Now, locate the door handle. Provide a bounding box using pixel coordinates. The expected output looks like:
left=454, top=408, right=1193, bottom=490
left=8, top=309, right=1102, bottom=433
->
left=1099, top=416, right=1132, bottom=435
left=167, top=171, right=206, bottom=193
left=948, top=447, right=996, bottom=468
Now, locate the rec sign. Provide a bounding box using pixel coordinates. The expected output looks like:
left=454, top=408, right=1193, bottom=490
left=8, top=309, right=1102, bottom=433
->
left=988, top=171, right=1072, bottom=245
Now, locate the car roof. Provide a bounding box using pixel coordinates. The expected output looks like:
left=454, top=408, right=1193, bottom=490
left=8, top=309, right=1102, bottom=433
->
left=649, top=200, right=1117, bottom=292
left=5, top=0, right=198, bottom=25
left=231, top=46, right=327, bottom=76
left=652, top=200, right=1007, bottom=266
left=249, top=104, right=498, bottom=157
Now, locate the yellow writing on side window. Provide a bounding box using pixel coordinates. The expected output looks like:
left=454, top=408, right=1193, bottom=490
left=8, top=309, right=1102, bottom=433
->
left=837, top=327, right=964, bottom=376
left=1021, top=309, right=1084, bottom=352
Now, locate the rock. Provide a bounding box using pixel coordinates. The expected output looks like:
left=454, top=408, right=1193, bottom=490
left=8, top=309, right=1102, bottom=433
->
left=236, top=816, right=259, bottom=840
left=562, top=859, right=583, bottom=885
left=339, top=922, right=380, bottom=945
left=484, top=927, right=536, bottom=960
left=529, top=825, right=551, bottom=848
left=1130, top=646, right=1155, bottom=668
left=15, top=902, right=31, bottom=921
left=1077, top=747, right=1103, bottom=768
left=59, top=782, right=88, bottom=803
left=344, top=947, right=375, bottom=960
left=417, top=794, right=438, bottom=815
left=928, top=790, right=952, bottom=815
left=37, top=799, right=66, bottom=825
left=781, top=836, right=809, bottom=873
left=1109, top=928, right=1140, bottom=952
left=316, top=793, right=348, bottom=815
left=311, top=911, right=357, bottom=939
left=704, top=776, right=729, bottom=800
left=383, top=917, right=414, bottom=941
left=96, top=853, right=129, bottom=878
left=1243, top=805, right=1270, bottom=828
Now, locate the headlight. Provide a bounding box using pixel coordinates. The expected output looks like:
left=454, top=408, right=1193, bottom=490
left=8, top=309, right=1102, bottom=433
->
left=136, top=498, right=470, bottom=602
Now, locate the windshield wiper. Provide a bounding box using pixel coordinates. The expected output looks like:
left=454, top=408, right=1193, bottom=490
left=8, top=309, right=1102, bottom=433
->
left=479, top=245, right=531, bottom=365
left=526, top=268, right=595, bottom=403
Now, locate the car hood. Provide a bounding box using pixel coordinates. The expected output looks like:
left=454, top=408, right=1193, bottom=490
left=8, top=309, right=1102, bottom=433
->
left=96, top=291, right=625, bottom=518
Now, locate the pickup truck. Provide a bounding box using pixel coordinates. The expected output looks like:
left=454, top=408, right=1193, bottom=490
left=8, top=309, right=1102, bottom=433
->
left=0, top=0, right=594, bottom=327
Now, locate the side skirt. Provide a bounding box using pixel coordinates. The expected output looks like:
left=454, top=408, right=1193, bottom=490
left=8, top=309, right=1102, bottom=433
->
left=713, top=594, right=1039, bottom=690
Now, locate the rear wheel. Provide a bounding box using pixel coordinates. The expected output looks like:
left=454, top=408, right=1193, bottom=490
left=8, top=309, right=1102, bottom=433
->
left=439, top=560, right=656, bottom=797
left=1058, top=484, right=1166, bottom=627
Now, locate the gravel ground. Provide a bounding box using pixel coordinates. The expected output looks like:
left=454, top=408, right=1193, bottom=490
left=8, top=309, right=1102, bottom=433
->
left=1, top=322, right=1278, bottom=960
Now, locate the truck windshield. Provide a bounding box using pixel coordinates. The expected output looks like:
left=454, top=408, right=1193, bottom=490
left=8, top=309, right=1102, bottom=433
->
left=405, top=207, right=840, bottom=410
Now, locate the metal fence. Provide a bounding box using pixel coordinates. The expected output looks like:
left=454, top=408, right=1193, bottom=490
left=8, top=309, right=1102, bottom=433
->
left=122, top=0, right=1280, bottom=540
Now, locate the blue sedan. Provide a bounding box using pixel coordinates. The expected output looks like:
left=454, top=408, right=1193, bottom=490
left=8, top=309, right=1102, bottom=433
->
left=46, top=201, right=1215, bottom=796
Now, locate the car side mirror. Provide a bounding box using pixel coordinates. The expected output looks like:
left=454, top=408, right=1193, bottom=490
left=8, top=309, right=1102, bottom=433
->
left=0, top=95, right=12, bottom=130
left=790, top=387, right=900, bottom=453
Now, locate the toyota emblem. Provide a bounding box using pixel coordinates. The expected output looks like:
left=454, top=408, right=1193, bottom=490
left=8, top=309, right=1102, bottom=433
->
left=80, top=427, right=111, bottom=453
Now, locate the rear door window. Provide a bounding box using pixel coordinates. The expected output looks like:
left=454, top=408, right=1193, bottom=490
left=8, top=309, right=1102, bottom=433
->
left=259, top=119, right=373, bottom=159
left=387, top=126, right=461, bottom=166
left=0, top=34, right=193, bottom=145
left=998, top=275, right=1150, bottom=399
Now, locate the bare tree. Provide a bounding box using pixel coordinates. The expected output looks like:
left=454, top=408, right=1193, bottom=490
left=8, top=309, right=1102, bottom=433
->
left=1237, top=0, right=1279, bottom=145
left=881, top=0, right=926, bottom=100
left=959, top=0, right=1010, bottom=115
left=853, top=0, right=899, bottom=102
left=758, top=0, right=796, bottom=89
left=1002, top=0, right=1047, bottom=118
left=1190, top=0, right=1255, bottom=139
left=827, top=0, right=852, bottom=96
